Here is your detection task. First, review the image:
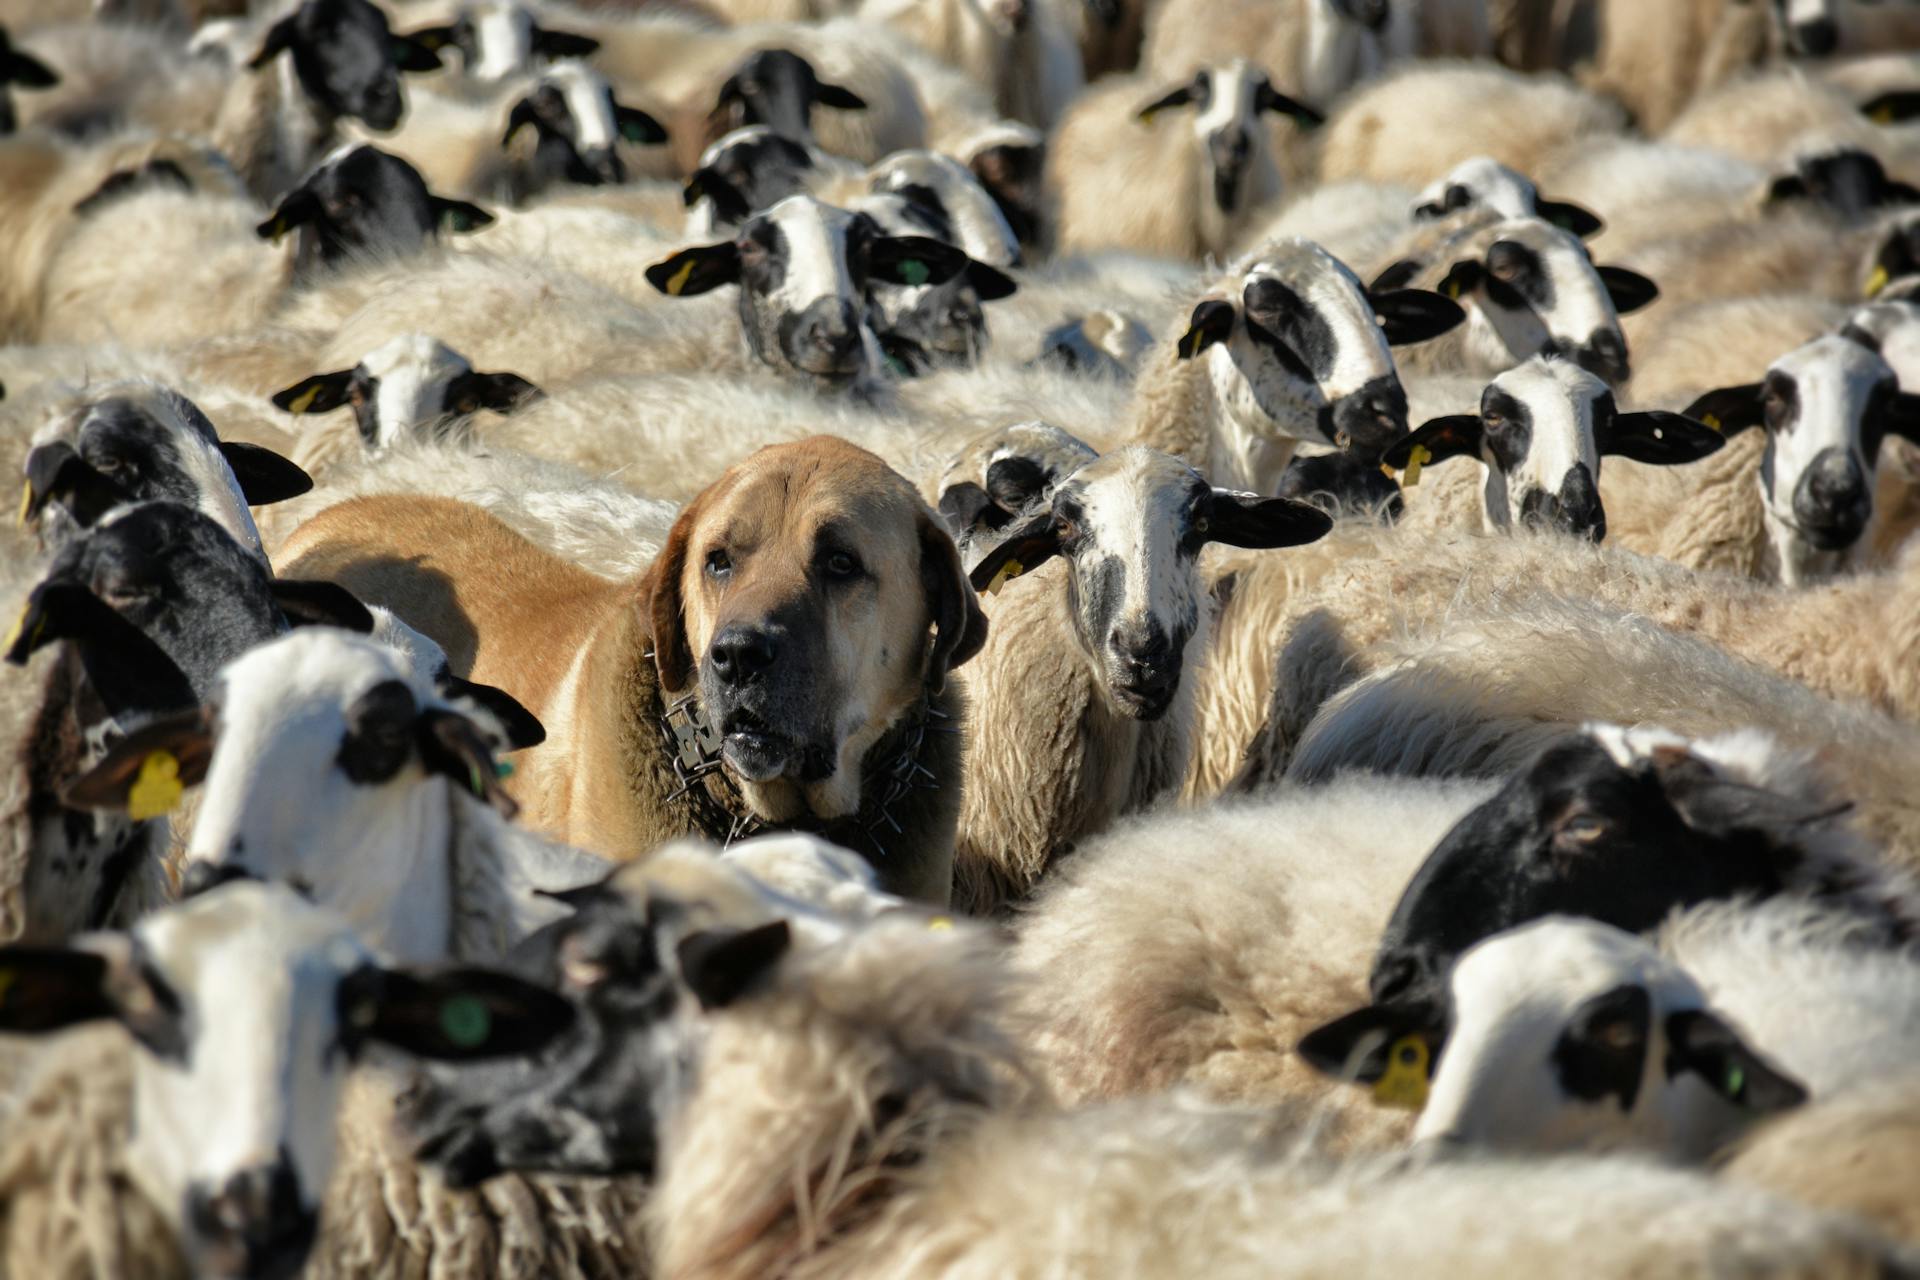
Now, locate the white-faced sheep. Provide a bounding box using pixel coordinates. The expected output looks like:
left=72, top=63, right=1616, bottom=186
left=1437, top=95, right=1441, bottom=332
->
left=0, top=879, right=574, bottom=1280
left=1142, top=0, right=1392, bottom=107
left=1047, top=60, right=1324, bottom=261
left=937, top=436, right=1331, bottom=913
left=1411, top=155, right=1607, bottom=236
left=402, top=1, right=603, bottom=85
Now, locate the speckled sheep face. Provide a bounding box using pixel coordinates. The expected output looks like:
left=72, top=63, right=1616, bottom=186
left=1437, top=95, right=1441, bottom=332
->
left=854, top=192, right=1017, bottom=372
left=1300, top=918, right=1805, bottom=1163
left=685, top=127, right=819, bottom=234
left=870, top=150, right=1022, bottom=269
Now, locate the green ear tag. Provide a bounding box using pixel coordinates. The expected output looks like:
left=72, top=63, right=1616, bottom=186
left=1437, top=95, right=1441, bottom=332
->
left=1725, top=1063, right=1746, bottom=1102
left=899, top=259, right=931, bottom=287
left=467, top=764, right=487, bottom=798
left=440, top=994, right=491, bottom=1048
left=495, top=760, right=515, bottom=780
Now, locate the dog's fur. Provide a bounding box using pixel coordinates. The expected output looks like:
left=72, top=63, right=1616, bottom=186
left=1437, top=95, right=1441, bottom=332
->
left=276, top=437, right=987, bottom=902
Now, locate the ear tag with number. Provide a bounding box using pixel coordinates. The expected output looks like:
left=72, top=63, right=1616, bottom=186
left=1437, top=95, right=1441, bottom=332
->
left=286, top=384, right=323, bottom=414
left=267, top=217, right=290, bottom=245
left=1443, top=278, right=1463, bottom=300
left=128, top=751, right=185, bottom=821
left=1701, top=413, right=1722, bottom=433
left=16, top=481, right=32, bottom=527
left=898, top=259, right=931, bottom=287
left=1402, top=443, right=1432, bottom=487
left=1373, top=1034, right=1430, bottom=1110
left=440, top=994, right=492, bottom=1048
left=664, top=260, right=697, bottom=295
left=986, top=558, right=1024, bottom=596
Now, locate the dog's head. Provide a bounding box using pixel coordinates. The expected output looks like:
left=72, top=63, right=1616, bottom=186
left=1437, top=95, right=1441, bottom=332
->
left=643, top=437, right=987, bottom=821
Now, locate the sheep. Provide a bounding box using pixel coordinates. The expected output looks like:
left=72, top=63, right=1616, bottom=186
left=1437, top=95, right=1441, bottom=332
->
left=682, top=124, right=831, bottom=235
left=495, top=59, right=668, bottom=200
left=59, top=627, right=596, bottom=965
left=1365, top=211, right=1657, bottom=386
left=0, top=879, right=575, bottom=1280
left=1316, top=61, right=1627, bottom=190
left=866, top=147, right=1022, bottom=268
left=1380, top=356, right=1725, bottom=541
left=19, top=380, right=312, bottom=565
left=269, top=333, right=543, bottom=475
left=1047, top=60, right=1324, bottom=261
left=859, top=0, right=1084, bottom=130
left=1411, top=155, right=1606, bottom=236
left=1533, top=137, right=1765, bottom=253
left=213, top=0, right=447, bottom=200
left=1142, top=0, right=1392, bottom=109
left=1609, top=330, right=1920, bottom=583
left=936, top=438, right=1331, bottom=914
left=402, top=1, right=603, bottom=84
left=1661, top=64, right=1884, bottom=169
left=0, top=23, right=56, bottom=134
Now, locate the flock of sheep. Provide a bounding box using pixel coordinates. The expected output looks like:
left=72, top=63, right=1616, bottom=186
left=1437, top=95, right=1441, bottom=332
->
left=6, top=0, right=1920, bottom=1275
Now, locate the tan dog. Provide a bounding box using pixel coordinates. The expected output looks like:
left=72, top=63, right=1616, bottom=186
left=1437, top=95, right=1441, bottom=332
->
left=278, top=437, right=988, bottom=902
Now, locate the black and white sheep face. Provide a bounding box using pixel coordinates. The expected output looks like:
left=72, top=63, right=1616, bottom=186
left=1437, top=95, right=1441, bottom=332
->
left=0, top=25, right=58, bottom=135
left=853, top=192, right=1018, bottom=371
left=1685, top=334, right=1920, bottom=582
left=645, top=195, right=976, bottom=391
left=870, top=150, right=1022, bottom=269
left=0, top=880, right=574, bottom=1280
left=1179, top=240, right=1463, bottom=471
left=1416, top=217, right=1654, bottom=386
left=965, top=446, right=1332, bottom=721
left=1865, top=213, right=1920, bottom=299
left=1381, top=358, right=1724, bottom=541
left=1365, top=727, right=1856, bottom=1012
left=1765, top=148, right=1920, bottom=224
left=710, top=48, right=867, bottom=145
left=502, top=60, right=665, bottom=192
left=23, top=387, right=312, bottom=565
left=1300, top=917, right=1806, bottom=1162
left=684, top=126, right=820, bottom=235
left=272, top=333, right=542, bottom=452
left=1138, top=60, right=1322, bottom=223
left=258, top=145, right=493, bottom=272
left=1413, top=157, right=1604, bottom=238
left=406, top=1, right=599, bottom=82
left=103, top=631, right=529, bottom=962
left=247, top=0, right=440, bottom=133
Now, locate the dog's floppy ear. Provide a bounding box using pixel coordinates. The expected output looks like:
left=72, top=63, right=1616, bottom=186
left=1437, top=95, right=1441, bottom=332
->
left=642, top=491, right=704, bottom=693
left=918, top=510, right=989, bottom=692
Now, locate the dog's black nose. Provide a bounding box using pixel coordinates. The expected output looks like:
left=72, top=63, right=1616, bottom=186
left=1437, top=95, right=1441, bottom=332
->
left=708, top=625, right=778, bottom=684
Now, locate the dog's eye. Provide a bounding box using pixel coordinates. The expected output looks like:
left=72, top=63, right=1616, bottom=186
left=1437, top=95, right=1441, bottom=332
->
left=823, top=550, right=861, bottom=580
left=705, top=549, right=732, bottom=578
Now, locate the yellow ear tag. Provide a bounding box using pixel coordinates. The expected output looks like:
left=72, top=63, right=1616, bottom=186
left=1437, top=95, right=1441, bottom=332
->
left=1867, top=265, right=1891, bottom=298
left=1373, top=1034, right=1430, bottom=1110
left=1443, top=279, right=1462, bottom=300
left=926, top=915, right=954, bottom=932
left=1138, top=107, right=1160, bottom=125
left=286, top=385, right=323, bottom=414
left=268, top=217, right=290, bottom=246
left=1873, top=105, right=1895, bottom=125
left=4, top=603, right=36, bottom=656
left=1401, top=443, right=1431, bottom=487
left=986, top=558, right=1024, bottom=596
left=127, top=751, right=185, bottom=822
left=1701, top=412, right=1722, bottom=433
left=664, top=259, right=697, bottom=296
left=16, top=481, right=32, bottom=528
left=1379, top=463, right=1397, bottom=480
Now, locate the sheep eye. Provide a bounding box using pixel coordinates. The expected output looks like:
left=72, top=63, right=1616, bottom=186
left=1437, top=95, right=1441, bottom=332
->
left=1194, top=515, right=1210, bottom=534
left=1557, top=814, right=1607, bottom=844
left=1591, top=1017, right=1642, bottom=1053
left=705, top=548, right=732, bottom=578
left=1483, top=412, right=1504, bottom=429
left=92, top=452, right=124, bottom=473
left=455, top=397, right=479, bottom=415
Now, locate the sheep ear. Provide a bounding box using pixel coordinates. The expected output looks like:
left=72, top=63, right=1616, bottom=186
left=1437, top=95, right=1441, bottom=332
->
left=683, top=168, right=752, bottom=225
left=530, top=27, right=600, bottom=58
left=272, top=370, right=354, bottom=415
left=1369, top=288, right=1466, bottom=345
left=1435, top=259, right=1483, bottom=302
left=814, top=81, right=866, bottom=110
left=938, top=480, right=998, bottom=538
left=247, top=14, right=297, bottom=70
left=645, top=242, right=741, bottom=297
left=391, top=36, right=443, bottom=73
left=256, top=188, right=319, bottom=244
left=1136, top=82, right=1194, bottom=123
left=869, top=236, right=969, bottom=288
left=1681, top=384, right=1765, bottom=436
left=59, top=708, right=216, bottom=815
left=1863, top=89, right=1920, bottom=125
left=615, top=103, right=667, bottom=145
left=919, top=511, right=989, bottom=690
left=964, top=259, right=1019, bottom=301
left=1535, top=198, right=1604, bottom=238
left=1383, top=415, right=1483, bottom=471
left=447, top=369, right=543, bottom=415
left=1255, top=82, right=1324, bottom=127
left=417, top=707, right=518, bottom=817
left=3, top=47, right=57, bottom=88
left=440, top=675, right=546, bottom=751
left=1600, top=411, right=1726, bottom=465
left=1176, top=298, right=1235, bottom=360
left=1297, top=1002, right=1439, bottom=1086
left=0, top=947, right=117, bottom=1033
left=272, top=579, right=376, bottom=633
left=1204, top=490, right=1333, bottom=550
left=502, top=96, right=538, bottom=145
left=432, top=198, right=494, bottom=235
left=220, top=441, right=313, bottom=505
left=1370, top=260, right=1423, bottom=292
left=1646, top=746, right=1851, bottom=841
left=1664, top=1010, right=1806, bottom=1113
left=7, top=581, right=127, bottom=665
left=675, top=920, right=791, bottom=1011
left=985, top=454, right=1055, bottom=511
left=341, top=965, right=577, bottom=1061
left=1596, top=265, right=1659, bottom=315
left=967, top=512, right=1063, bottom=594
left=1881, top=392, right=1920, bottom=444
left=403, top=23, right=457, bottom=51
left=21, top=441, right=127, bottom=526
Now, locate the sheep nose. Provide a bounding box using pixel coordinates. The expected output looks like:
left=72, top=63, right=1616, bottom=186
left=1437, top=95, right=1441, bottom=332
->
left=790, top=299, right=863, bottom=370
left=1571, top=330, right=1629, bottom=387
left=1793, top=447, right=1870, bottom=548
left=1789, top=16, right=1837, bottom=57
left=581, top=147, right=625, bottom=186
left=708, top=624, right=779, bottom=685
left=186, top=1163, right=315, bottom=1274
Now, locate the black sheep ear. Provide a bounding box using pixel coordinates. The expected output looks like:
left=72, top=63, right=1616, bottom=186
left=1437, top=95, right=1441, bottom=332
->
left=272, top=370, right=354, bottom=415
left=683, top=168, right=752, bottom=225
left=257, top=188, right=319, bottom=244
left=964, top=259, right=1018, bottom=301
left=966, top=511, right=1063, bottom=594
left=502, top=96, right=538, bottom=146
left=1883, top=391, right=1920, bottom=444
left=1370, top=259, right=1424, bottom=292
left=246, top=14, right=297, bottom=69
left=1202, top=490, right=1333, bottom=549
left=439, top=675, right=546, bottom=751
left=0, top=947, right=116, bottom=1034
left=1382, top=414, right=1483, bottom=475
left=1535, top=198, right=1604, bottom=238
left=1599, top=411, right=1726, bottom=465
left=1596, top=265, right=1659, bottom=314
left=341, top=964, right=577, bottom=1061
left=869, top=236, right=969, bottom=288
left=1765, top=173, right=1810, bottom=206
left=675, top=920, right=792, bottom=1011
left=431, top=198, right=493, bottom=235
left=1297, top=1002, right=1443, bottom=1111
left=21, top=442, right=127, bottom=526
left=1664, top=1009, right=1807, bottom=1113
left=271, top=579, right=376, bottom=632
left=645, top=242, right=742, bottom=296
left=938, top=480, right=998, bottom=539
left=3, top=46, right=57, bottom=88
left=1681, top=384, right=1766, bottom=436
left=59, top=707, right=216, bottom=816
left=219, top=441, right=313, bottom=505
left=813, top=81, right=867, bottom=110
left=403, top=23, right=457, bottom=51
left=417, top=707, right=518, bottom=817
left=1176, top=298, right=1235, bottom=360
left=391, top=36, right=443, bottom=73
left=447, top=369, right=543, bottom=415
left=614, top=103, right=668, bottom=145
left=1136, top=82, right=1194, bottom=123
left=1255, top=82, right=1324, bottom=127
left=1435, top=259, right=1483, bottom=302
left=530, top=27, right=600, bottom=59
left=1369, top=289, right=1466, bottom=345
